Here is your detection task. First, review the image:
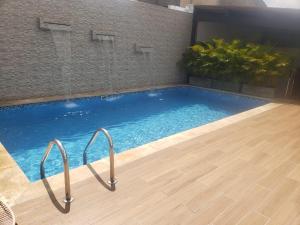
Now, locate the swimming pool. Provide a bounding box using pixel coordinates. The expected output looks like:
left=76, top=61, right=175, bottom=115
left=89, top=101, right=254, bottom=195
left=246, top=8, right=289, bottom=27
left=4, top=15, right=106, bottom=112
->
left=0, top=86, right=267, bottom=181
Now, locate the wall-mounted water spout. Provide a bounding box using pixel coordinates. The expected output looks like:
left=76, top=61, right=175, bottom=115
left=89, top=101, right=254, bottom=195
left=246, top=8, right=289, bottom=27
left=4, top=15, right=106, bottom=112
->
left=135, top=44, right=154, bottom=88
left=39, top=18, right=73, bottom=100
left=91, top=31, right=115, bottom=43
left=39, top=18, right=72, bottom=32
left=135, top=44, right=153, bottom=54
left=92, top=30, right=116, bottom=93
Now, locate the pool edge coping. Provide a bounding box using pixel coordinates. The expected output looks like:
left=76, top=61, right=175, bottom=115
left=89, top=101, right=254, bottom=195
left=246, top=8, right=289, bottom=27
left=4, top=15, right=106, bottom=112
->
left=1, top=101, right=282, bottom=206
left=0, top=143, right=30, bottom=206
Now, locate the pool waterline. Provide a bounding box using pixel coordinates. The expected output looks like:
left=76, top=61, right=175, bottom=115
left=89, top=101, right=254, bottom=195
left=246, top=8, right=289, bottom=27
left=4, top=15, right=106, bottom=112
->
left=0, top=86, right=268, bottom=182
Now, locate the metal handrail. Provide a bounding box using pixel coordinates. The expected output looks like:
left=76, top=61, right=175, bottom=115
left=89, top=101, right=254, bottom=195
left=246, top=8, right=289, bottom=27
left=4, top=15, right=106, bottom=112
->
left=40, top=139, right=73, bottom=203
left=83, top=128, right=117, bottom=189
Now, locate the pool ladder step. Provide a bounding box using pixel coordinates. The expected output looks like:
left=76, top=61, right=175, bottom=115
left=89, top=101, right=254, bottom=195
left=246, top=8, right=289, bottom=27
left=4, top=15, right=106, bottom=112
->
left=40, top=128, right=117, bottom=203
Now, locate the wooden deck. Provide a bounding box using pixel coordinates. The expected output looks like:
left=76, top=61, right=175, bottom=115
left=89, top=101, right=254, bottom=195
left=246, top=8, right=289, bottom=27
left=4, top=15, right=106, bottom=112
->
left=12, top=103, right=300, bottom=225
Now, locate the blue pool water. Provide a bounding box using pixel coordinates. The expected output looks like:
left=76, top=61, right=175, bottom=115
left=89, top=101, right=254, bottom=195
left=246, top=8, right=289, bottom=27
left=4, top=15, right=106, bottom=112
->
left=0, top=87, right=267, bottom=181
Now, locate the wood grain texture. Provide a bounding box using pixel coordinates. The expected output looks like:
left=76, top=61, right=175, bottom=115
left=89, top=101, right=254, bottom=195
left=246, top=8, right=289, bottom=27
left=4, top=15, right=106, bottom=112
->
left=12, top=103, right=300, bottom=224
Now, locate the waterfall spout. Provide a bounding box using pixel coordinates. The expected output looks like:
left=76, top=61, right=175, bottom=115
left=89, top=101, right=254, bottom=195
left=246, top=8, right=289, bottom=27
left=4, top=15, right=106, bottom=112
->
left=39, top=18, right=73, bottom=100
left=92, top=31, right=116, bottom=93
left=135, top=44, right=154, bottom=89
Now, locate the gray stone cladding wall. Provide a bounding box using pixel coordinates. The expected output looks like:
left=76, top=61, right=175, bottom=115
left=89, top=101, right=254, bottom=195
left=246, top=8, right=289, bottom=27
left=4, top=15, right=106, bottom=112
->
left=181, top=0, right=266, bottom=7
left=0, top=0, right=192, bottom=100
left=139, top=0, right=181, bottom=7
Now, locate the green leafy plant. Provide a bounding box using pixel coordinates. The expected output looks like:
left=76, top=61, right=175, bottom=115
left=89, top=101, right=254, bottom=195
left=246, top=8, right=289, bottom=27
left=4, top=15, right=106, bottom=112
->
left=179, top=39, right=292, bottom=87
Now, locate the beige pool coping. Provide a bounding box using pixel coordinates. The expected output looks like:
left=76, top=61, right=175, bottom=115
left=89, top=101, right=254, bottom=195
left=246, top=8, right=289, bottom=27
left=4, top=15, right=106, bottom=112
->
left=0, top=143, right=29, bottom=206
left=0, top=99, right=281, bottom=206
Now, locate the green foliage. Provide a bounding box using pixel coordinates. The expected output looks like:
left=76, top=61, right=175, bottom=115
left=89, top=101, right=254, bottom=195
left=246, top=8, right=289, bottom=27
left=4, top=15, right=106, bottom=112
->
left=179, top=39, right=292, bottom=87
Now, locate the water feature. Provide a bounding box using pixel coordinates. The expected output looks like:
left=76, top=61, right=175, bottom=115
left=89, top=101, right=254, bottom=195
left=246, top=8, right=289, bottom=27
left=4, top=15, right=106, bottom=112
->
left=50, top=27, right=72, bottom=100
left=92, top=32, right=115, bottom=94
left=142, top=51, right=153, bottom=88
left=135, top=45, right=154, bottom=90
left=39, top=20, right=73, bottom=102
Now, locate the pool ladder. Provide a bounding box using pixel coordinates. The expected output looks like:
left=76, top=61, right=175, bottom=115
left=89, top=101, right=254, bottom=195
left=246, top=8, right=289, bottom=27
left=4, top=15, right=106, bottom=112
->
left=83, top=128, right=118, bottom=188
left=40, top=139, right=73, bottom=203
left=40, top=128, right=117, bottom=203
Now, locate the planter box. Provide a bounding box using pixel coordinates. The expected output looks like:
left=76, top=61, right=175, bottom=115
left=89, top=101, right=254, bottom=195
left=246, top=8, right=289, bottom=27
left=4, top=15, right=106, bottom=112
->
left=242, top=84, right=275, bottom=98
left=212, top=80, right=241, bottom=93
left=189, top=76, right=212, bottom=88
left=189, top=76, right=275, bottom=98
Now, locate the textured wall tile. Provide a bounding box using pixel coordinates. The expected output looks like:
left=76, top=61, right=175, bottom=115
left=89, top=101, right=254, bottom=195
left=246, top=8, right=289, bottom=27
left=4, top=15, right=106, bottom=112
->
left=0, top=0, right=192, bottom=100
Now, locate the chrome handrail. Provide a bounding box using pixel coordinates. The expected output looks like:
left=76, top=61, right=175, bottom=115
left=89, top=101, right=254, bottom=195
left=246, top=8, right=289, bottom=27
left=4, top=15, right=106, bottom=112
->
left=40, top=139, right=73, bottom=203
left=83, top=128, right=117, bottom=189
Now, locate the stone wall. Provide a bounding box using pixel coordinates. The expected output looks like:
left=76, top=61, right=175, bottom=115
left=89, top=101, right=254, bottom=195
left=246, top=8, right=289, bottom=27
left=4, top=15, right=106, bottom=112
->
left=0, top=0, right=192, bottom=101
left=180, top=0, right=266, bottom=7
left=139, top=0, right=181, bottom=7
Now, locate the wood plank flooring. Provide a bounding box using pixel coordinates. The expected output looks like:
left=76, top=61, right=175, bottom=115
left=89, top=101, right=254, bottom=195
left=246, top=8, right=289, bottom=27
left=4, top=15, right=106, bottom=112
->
left=12, top=103, right=300, bottom=225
